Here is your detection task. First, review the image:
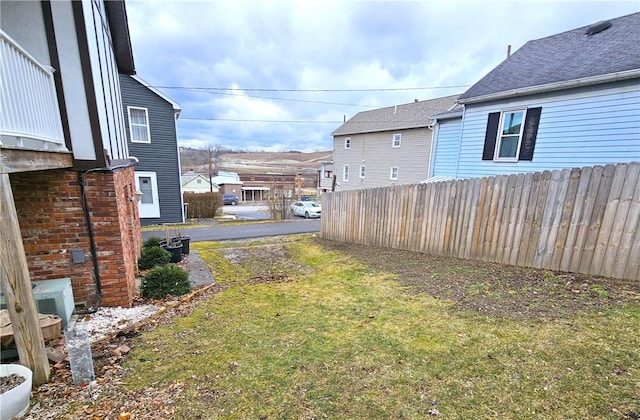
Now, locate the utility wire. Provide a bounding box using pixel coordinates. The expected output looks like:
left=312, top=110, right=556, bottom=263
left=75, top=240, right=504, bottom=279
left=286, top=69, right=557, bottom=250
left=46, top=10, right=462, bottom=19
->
left=157, top=84, right=470, bottom=92
left=186, top=89, right=378, bottom=108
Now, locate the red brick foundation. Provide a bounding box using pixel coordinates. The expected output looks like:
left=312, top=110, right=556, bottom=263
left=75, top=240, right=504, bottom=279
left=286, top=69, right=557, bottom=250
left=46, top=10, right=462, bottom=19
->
left=10, top=167, right=141, bottom=308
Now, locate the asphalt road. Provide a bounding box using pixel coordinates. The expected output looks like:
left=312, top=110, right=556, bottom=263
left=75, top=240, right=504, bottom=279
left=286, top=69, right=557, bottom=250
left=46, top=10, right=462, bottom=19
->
left=142, top=219, right=321, bottom=242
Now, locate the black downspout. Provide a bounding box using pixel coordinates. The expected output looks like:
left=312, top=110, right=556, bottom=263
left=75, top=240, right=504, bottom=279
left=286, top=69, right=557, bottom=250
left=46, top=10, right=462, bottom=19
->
left=77, top=171, right=102, bottom=313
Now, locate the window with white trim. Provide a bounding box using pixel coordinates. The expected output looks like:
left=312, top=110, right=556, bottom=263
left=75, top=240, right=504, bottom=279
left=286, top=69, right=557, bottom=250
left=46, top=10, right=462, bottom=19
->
left=482, top=107, right=542, bottom=162
left=344, top=137, right=351, bottom=149
left=343, top=165, right=349, bottom=182
left=390, top=166, right=399, bottom=180
left=128, top=107, right=151, bottom=143
left=359, top=165, right=366, bottom=179
left=392, top=133, right=401, bottom=148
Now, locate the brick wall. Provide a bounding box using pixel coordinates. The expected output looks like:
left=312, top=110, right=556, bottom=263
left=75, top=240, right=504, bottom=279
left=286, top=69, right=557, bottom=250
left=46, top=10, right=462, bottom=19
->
left=10, top=167, right=141, bottom=308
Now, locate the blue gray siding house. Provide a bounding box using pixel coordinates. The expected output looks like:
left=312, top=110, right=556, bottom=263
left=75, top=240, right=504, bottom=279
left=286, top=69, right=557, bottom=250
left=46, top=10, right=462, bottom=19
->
left=120, top=75, right=184, bottom=225
left=430, top=12, right=640, bottom=180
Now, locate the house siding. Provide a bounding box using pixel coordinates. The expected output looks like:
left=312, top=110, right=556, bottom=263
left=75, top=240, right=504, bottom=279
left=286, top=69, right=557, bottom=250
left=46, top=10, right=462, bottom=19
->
left=456, top=80, right=640, bottom=179
left=120, top=75, right=183, bottom=226
left=82, top=0, right=129, bottom=163
left=431, top=117, right=462, bottom=178
left=333, top=127, right=433, bottom=190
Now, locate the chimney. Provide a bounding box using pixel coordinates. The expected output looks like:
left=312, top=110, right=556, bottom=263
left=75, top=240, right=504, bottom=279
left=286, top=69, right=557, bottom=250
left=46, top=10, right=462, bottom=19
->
left=343, top=114, right=346, bottom=123
left=506, top=44, right=512, bottom=58
left=414, top=99, right=418, bottom=103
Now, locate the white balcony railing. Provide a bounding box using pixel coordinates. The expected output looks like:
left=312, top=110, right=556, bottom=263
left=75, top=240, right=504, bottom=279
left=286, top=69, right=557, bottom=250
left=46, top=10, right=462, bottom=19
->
left=1, top=30, right=66, bottom=151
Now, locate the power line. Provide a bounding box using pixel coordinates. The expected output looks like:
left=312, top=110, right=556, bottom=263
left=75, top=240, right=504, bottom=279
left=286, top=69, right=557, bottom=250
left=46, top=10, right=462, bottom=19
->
left=157, top=84, right=470, bottom=93
left=181, top=117, right=341, bottom=123
left=184, top=89, right=377, bottom=108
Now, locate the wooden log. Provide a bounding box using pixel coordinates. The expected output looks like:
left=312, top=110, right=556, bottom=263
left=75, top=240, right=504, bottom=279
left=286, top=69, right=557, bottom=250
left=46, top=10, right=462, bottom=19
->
left=0, top=173, right=51, bottom=385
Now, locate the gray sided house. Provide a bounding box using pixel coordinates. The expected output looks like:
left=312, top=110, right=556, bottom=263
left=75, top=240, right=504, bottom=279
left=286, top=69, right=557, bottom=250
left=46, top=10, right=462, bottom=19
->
left=430, top=12, right=640, bottom=180
left=120, top=75, right=184, bottom=225
left=332, top=95, right=459, bottom=191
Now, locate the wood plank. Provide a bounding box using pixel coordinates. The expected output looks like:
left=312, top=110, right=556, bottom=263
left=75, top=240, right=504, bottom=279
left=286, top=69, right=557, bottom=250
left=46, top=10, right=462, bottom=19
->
left=0, top=148, right=73, bottom=174
left=443, top=180, right=457, bottom=254
left=579, top=164, right=616, bottom=274
left=560, top=167, right=591, bottom=272
left=470, top=177, right=488, bottom=258
left=498, top=174, right=518, bottom=264
left=550, top=167, right=582, bottom=270
left=525, top=170, right=552, bottom=267
left=517, top=172, right=541, bottom=266
left=509, top=173, right=532, bottom=265
left=0, top=173, right=51, bottom=385
left=465, top=178, right=481, bottom=258
left=602, top=163, right=639, bottom=277
left=477, top=176, right=495, bottom=259
left=482, top=176, right=500, bottom=260
left=622, top=165, right=640, bottom=280
left=489, top=175, right=508, bottom=262
left=591, top=164, right=628, bottom=275
left=425, top=183, right=437, bottom=253
left=538, top=168, right=571, bottom=269
left=461, top=179, right=475, bottom=259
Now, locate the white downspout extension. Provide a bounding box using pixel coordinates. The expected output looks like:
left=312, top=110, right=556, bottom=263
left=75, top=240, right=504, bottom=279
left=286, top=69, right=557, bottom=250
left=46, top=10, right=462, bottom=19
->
left=428, top=121, right=439, bottom=178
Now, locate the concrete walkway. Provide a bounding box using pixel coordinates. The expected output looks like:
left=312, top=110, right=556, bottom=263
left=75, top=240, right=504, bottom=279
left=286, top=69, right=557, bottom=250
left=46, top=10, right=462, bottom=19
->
left=183, top=249, right=215, bottom=287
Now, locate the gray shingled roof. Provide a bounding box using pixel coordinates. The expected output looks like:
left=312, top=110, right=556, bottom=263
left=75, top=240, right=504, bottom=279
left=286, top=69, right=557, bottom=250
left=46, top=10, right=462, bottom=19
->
left=332, top=94, right=459, bottom=136
left=459, top=12, right=640, bottom=102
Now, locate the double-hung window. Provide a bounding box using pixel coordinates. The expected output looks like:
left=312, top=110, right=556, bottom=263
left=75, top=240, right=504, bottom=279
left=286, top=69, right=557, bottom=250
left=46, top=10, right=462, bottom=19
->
left=496, top=110, right=524, bottom=161
left=359, top=165, right=366, bottom=179
left=390, top=166, right=399, bottom=180
left=344, top=138, right=351, bottom=149
left=343, top=165, right=349, bottom=182
left=392, top=133, right=401, bottom=148
left=128, top=107, right=151, bottom=143
left=482, top=107, right=542, bottom=162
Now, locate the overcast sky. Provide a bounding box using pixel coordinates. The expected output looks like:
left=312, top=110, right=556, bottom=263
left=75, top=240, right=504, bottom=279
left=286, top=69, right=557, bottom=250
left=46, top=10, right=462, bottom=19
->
left=125, top=0, right=639, bottom=152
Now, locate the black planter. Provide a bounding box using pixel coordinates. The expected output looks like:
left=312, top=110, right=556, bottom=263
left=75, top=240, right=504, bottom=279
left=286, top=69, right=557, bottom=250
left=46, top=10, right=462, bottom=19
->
left=180, top=236, right=191, bottom=254
left=165, top=243, right=183, bottom=263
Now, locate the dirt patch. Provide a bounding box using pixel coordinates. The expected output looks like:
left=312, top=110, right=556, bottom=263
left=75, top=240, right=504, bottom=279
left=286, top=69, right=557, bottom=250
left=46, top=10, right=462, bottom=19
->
left=314, top=238, right=640, bottom=320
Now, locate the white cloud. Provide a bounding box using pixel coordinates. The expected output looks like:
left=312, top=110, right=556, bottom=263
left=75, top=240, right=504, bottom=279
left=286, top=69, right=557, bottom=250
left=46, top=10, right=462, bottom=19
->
left=126, top=0, right=640, bottom=151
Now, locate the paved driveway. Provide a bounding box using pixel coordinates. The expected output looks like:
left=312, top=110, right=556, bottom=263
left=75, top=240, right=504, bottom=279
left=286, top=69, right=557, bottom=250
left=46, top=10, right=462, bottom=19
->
left=142, top=219, right=321, bottom=242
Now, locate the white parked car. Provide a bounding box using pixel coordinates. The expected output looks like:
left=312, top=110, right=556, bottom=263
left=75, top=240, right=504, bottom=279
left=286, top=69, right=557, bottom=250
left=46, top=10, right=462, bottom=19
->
left=290, top=201, right=321, bottom=218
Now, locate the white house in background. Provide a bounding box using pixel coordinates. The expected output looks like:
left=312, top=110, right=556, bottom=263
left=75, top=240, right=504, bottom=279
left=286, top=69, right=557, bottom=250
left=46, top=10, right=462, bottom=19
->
left=181, top=173, right=219, bottom=193
left=430, top=12, right=640, bottom=180
left=317, top=160, right=334, bottom=195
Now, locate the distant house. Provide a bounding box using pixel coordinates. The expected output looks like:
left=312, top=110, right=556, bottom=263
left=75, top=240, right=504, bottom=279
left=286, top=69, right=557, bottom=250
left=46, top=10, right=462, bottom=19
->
left=317, top=160, right=334, bottom=194
left=1, top=0, right=140, bottom=308
left=213, top=171, right=243, bottom=196
left=332, top=95, right=459, bottom=191
left=430, top=12, right=640, bottom=180
left=181, top=173, right=219, bottom=193
left=120, top=74, right=184, bottom=225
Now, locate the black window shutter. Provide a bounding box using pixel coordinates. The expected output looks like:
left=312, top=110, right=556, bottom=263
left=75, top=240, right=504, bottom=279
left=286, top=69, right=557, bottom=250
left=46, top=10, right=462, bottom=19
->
left=482, top=112, right=501, bottom=160
left=518, top=107, right=542, bottom=161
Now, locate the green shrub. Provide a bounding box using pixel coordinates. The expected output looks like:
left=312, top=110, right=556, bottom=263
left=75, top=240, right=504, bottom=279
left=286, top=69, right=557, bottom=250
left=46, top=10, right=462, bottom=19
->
left=138, top=246, right=171, bottom=270
left=141, top=264, right=191, bottom=299
left=143, top=236, right=163, bottom=249
left=183, top=192, right=223, bottom=218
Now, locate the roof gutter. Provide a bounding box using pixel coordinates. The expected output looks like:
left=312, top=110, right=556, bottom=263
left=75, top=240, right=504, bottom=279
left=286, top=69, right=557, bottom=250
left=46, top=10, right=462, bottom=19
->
left=458, top=69, right=640, bottom=105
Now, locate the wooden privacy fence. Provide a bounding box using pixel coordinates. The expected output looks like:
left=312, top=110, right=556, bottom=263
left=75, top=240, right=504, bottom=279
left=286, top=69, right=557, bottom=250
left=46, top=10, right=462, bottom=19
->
left=320, top=162, right=640, bottom=281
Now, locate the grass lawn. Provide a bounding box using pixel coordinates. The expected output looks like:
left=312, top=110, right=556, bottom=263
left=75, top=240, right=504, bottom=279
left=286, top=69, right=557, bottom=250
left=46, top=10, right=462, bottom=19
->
left=123, top=235, right=640, bottom=418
